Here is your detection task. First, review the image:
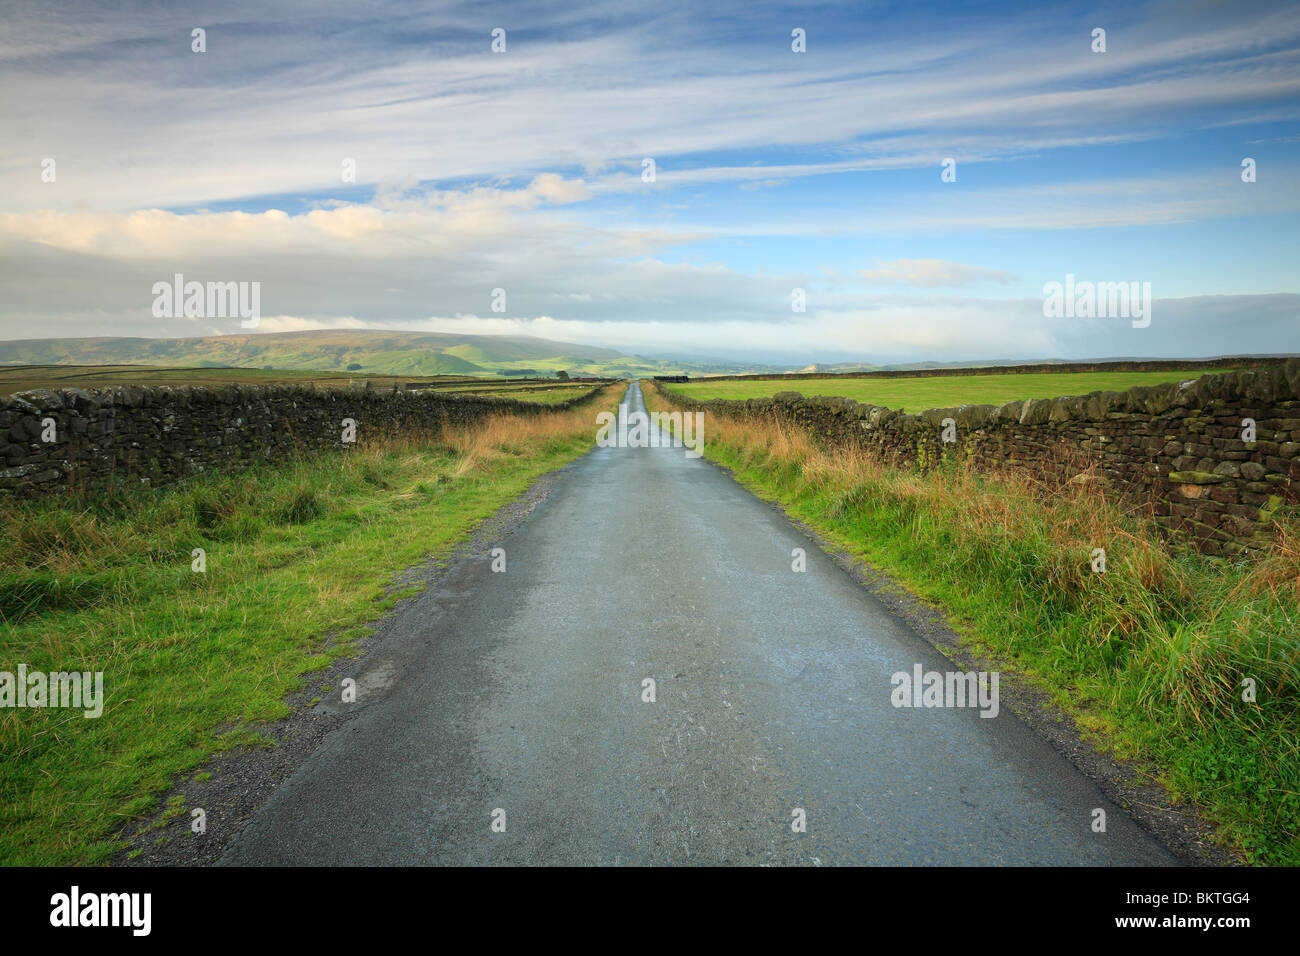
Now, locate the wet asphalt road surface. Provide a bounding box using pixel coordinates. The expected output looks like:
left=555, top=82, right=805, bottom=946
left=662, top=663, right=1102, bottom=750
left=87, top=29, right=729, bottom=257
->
left=219, top=382, right=1176, bottom=866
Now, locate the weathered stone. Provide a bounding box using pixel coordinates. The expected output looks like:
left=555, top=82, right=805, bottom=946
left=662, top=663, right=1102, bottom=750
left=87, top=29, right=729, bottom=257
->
left=1143, top=381, right=1179, bottom=414
left=1019, top=398, right=1053, bottom=425
left=15, top=388, right=66, bottom=411
left=1168, top=471, right=1228, bottom=485
left=958, top=404, right=998, bottom=428
left=0, top=463, right=42, bottom=480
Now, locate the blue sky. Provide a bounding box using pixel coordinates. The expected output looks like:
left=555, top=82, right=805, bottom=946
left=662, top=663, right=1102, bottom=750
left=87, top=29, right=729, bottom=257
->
left=0, top=0, right=1297, bottom=364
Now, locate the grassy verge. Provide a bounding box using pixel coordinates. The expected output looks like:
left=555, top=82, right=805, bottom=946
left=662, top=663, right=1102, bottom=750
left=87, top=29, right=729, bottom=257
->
left=665, top=369, right=1235, bottom=412
left=430, top=383, right=601, bottom=404
left=0, top=387, right=614, bottom=864
left=645, top=382, right=1299, bottom=864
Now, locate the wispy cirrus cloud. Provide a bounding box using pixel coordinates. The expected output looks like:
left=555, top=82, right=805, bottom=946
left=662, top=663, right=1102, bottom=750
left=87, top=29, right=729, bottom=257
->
left=3, top=0, right=1298, bottom=211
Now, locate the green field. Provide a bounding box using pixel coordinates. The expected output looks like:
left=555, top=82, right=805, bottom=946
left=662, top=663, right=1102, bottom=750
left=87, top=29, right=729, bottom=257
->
left=667, top=369, right=1234, bottom=412
left=0, top=364, right=600, bottom=402
left=418, top=383, right=599, bottom=404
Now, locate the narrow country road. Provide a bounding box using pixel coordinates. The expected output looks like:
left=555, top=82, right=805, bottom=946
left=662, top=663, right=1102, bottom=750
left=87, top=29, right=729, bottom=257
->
left=220, top=382, right=1176, bottom=866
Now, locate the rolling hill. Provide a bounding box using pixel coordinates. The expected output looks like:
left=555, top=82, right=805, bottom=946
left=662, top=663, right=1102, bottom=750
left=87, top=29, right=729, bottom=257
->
left=0, top=330, right=644, bottom=377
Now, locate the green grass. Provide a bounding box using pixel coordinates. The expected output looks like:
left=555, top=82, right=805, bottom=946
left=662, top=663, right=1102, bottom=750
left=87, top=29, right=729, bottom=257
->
left=423, top=383, right=598, bottom=404
left=667, top=369, right=1236, bottom=413
left=0, top=364, right=604, bottom=398
left=646, top=382, right=1299, bottom=865
left=0, top=392, right=612, bottom=864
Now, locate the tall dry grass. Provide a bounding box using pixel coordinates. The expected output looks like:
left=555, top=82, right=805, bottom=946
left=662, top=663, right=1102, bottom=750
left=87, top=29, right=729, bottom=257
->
left=440, top=394, right=610, bottom=476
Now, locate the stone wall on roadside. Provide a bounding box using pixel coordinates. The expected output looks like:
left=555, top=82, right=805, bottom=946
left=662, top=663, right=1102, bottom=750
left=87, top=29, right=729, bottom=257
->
left=664, top=362, right=1300, bottom=556
left=0, top=381, right=606, bottom=498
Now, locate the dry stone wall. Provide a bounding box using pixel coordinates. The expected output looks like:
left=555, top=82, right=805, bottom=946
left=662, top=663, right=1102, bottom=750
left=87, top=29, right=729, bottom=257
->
left=665, top=362, right=1300, bottom=556
left=0, top=381, right=605, bottom=498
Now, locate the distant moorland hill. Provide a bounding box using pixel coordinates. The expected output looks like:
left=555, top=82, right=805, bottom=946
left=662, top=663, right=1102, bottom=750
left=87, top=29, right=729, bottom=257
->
left=0, top=329, right=733, bottom=378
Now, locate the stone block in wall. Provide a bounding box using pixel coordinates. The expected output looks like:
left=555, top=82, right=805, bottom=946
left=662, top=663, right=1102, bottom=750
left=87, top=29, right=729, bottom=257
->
left=1019, top=398, right=1053, bottom=425
left=1168, top=470, right=1228, bottom=485
left=1208, top=485, right=1238, bottom=504
left=996, top=400, right=1025, bottom=423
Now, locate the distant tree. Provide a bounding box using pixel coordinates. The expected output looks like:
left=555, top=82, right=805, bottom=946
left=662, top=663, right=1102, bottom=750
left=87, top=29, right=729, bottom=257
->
left=556, top=370, right=570, bottom=380
left=347, top=363, right=362, bottom=371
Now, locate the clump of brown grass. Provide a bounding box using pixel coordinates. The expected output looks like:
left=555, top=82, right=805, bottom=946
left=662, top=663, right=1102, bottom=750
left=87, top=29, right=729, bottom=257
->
left=1238, top=519, right=1300, bottom=602
left=437, top=385, right=616, bottom=477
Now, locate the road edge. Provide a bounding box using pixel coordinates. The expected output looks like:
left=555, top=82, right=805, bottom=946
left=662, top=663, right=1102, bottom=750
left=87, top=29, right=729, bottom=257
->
left=112, top=449, right=597, bottom=866
left=696, top=452, right=1240, bottom=867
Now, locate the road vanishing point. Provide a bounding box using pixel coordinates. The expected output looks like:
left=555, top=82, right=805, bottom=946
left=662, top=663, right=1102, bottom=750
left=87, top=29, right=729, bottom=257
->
left=220, top=382, right=1176, bottom=866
